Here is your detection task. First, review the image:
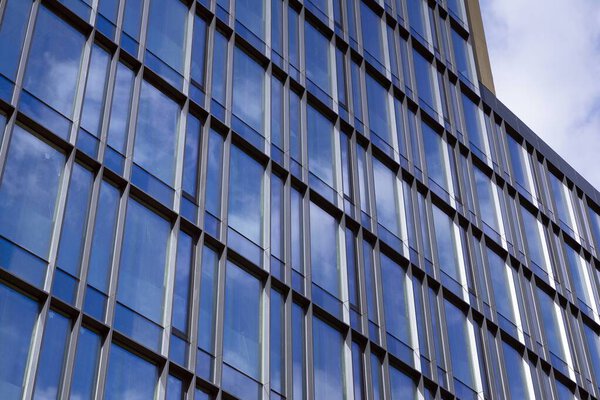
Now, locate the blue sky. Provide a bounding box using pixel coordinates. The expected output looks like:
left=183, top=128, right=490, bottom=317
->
left=480, top=0, right=600, bottom=189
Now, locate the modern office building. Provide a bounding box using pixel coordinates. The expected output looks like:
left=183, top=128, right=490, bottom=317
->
left=1, top=0, right=600, bottom=399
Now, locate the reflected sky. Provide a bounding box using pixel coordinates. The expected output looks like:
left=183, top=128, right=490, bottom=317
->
left=310, top=203, right=339, bottom=297
left=305, top=22, right=331, bottom=95
left=307, top=105, right=334, bottom=186
left=105, top=344, right=157, bottom=400
left=146, top=0, right=187, bottom=73
left=232, top=48, right=265, bottom=135
left=373, top=158, right=399, bottom=235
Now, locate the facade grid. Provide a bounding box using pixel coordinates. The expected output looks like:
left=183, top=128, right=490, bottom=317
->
left=0, top=0, right=600, bottom=400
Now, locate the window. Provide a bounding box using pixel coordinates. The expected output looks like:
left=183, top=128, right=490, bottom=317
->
left=272, top=0, right=283, bottom=58
left=183, top=114, right=202, bottom=200
left=292, top=303, right=306, bottom=399
left=365, top=74, right=392, bottom=144
left=536, top=288, right=567, bottom=364
left=564, top=243, right=594, bottom=311
left=389, top=366, right=417, bottom=400
left=271, top=174, right=285, bottom=274
left=305, top=22, right=331, bottom=98
left=288, top=8, right=300, bottom=75
left=473, top=168, right=499, bottom=233
left=270, top=290, right=285, bottom=394
left=85, top=181, right=119, bottom=319
left=171, top=231, right=194, bottom=362
left=357, top=144, right=371, bottom=220
left=191, top=15, right=208, bottom=93
left=583, top=323, right=600, bottom=387
left=116, top=199, right=170, bottom=349
left=228, top=146, right=263, bottom=247
left=310, top=203, right=340, bottom=313
left=55, top=163, right=94, bottom=302
left=105, top=344, right=158, bottom=399
left=80, top=45, right=111, bottom=137
left=351, top=342, right=365, bottom=400
left=520, top=206, right=548, bottom=273
left=380, top=254, right=411, bottom=355
left=313, top=317, right=345, bottom=400
left=271, top=78, right=284, bottom=152
left=71, top=327, right=101, bottom=399
left=33, top=310, right=71, bottom=399
left=0, top=0, right=32, bottom=82
left=452, top=28, right=475, bottom=84
left=0, top=284, right=39, bottom=399
left=588, top=206, right=600, bottom=251
left=444, top=300, right=477, bottom=393
left=447, top=0, right=466, bottom=23
left=422, top=122, right=449, bottom=193
left=432, top=206, right=460, bottom=286
left=232, top=48, right=265, bottom=137
left=413, top=50, right=437, bottom=113
left=507, top=136, right=532, bottom=194
left=146, top=0, right=187, bottom=85
left=0, top=126, right=64, bottom=259
left=502, top=342, right=532, bottom=400
left=549, top=173, right=576, bottom=233
left=373, top=158, right=400, bottom=237
left=307, top=105, right=335, bottom=188
left=363, top=240, right=379, bottom=335
left=21, top=6, right=85, bottom=136
left=134, top=80, right=180, bottom=186
left=211, top=31, right=228, bottom=110
left=121, top=0, right=143, bottom=53
left=236, top=0, right=265, bottom=40
left=197, top=246, right=218, bottom=378
left=205, top=129, right=224, bottom=225
left=167, top=375, right=184, bottom=399
left=291, top=188, right=304, bottom=288
left=462, top=94, right=486, bottom=155
left=360, top=2, right=384, bottom=68
left=486, top=248, right=517, bottom=327
left=223, top=262, right=262, bottom=380
left=371, top=353, right=383, bottom=400
left=106, top=62, right=135, bottom=158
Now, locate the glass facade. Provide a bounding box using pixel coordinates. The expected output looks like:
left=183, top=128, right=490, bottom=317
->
left=0, top=1, right=598, bottom=399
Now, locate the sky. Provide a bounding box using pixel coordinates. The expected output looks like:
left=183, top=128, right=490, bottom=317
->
left=479, top=0, right=600, bottom=190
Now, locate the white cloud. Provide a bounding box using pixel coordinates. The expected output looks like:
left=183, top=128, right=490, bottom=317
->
left=480, top=0, right=600, bottom=189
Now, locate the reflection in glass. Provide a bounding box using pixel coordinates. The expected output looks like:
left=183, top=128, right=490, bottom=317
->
left=313, top=317, right=344, bottom=400
left=71, top=327, right=101, bottom=399
left=0, top=0, right=33, bottom=81
left=305, top=22, right=331, bottom=96
left=310, top=203, right=340, bottom=298
left=33, top=311, right=70, bottom=400
left=232, top=48, right=265, bottom=135
left=146, top=0, right=187, bottom=73
left=0, top=126, right=64, bottom=258
left=307, top=105, right=335, bottom=187
left=81, top=45, right=111, bottom=136
left=105, top=344, right=158, bottom=399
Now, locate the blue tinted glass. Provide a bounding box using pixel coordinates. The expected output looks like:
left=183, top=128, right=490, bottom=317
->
left=198, top=246, right=218, bottom=353
left=271, top=175, right=284, bottom=260
left=407, top=0, right=426, bottom=41
left=71, top=327, right=101, bottom=399
left=537, top=288, right=565, bottom=360
left=313, top=317, right=344, bottom=400
left=23, top=6, right=84, bottom=116
left=584, top=324, right=600, bottom=384
left=107, top=62, right=134, bottom=153
left=444, top=300, right=474, bottom=388
left=57, top=164, right=94, bottom=277
left=205, top=129, right=224, bottom=217
left=271, top=0, right=283, bottom=55
left=462, top=94, right=485, bottom=152
left=105, top=344, right=158, bottom=399
left=33, top=311, right=70, bottom=400
left=211, top=31, right=228, bottom=105
left=413, top=50, right=435, bottom=109
left=351, top=342, right=365, bottom=400
left=134, top=81, right=180, bottom=185
left=147, top=0, right=187, bottom=73
left=565, top=243, right=591, bottom=307
left=228, top=146, right=263, bottom=244
left=365, top=74, right=391, bottom=142
left=452, top=29, right=474, bottom=83
left=122, top=0, right=143, bottom=42
left=507, top=136, right=529, bottom=190
left=223, top=262, right=261, bottom=379
left=373, top=159, right=400, bottom=236
left=363, top=241, right=378, bottom=324
left=474, top=168, right=498, bottom=231
left=310, top=203, right=339, bottom=298
left=87, top=181, right=119, bottom=293
left=0, top=0, right=33, bottom=81
left=305, top=22, right=331, bottom=95
left=0, top=126, right=64, bottom=258
left=81, top=45, right=111, bottom=136
left=389, top=366, right=417, bottom=400
left=270, top=290, right=284, bottom=393
left=232, top=48, right=264, bottom=135
left=191, top=15, right=207, bottom=87
left=432, top=206, right=459, bottom=282
left=360, top=3, right=383, bottom=65
left=173, top=232, right=193, bottom=333
left=371, top=353, right=383, bottom=400
left=118, top=199, right=170, bottom=323
left=422, top=122, right=447, bottom=190
left=236, top=0, right=265, bottom=40
left=167, top=375, right=184, bottom=400
left=487, top=248, right=514, bottom=322
left=98, top=0, right=119, bottom=21
left=380, top=254, right=409, bottom=343
left=292, top=304, right=305, bottom=399
left=0, top=284, right=39, bottom=398
left=307, top=105, right=334, bottom=186
left=502, top=342, right=529, bottom=399
left=271, top=78, right=284, bottom=149
left=291, top=189, right=303, bottom=274
left=521, top=207, right=547, bottom=271
left=183, top=114, right=201, bottom=196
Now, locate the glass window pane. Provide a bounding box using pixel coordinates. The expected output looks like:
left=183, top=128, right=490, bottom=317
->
left=452, top=29, right=475, bottom=84
left=80, top=45, right=111, bottom=136
left=211, top=31, right=228, bottom=106
left=146, top=0, right=187, bottom=74
left=23, top=6, right=85, bottom=117
left=198, top=246, right=218, bottom=353
left=173, top=231, right=193, bottom=333
left=307, top=105, right=335, bottom=187
left=105, top=344, right=158, bottom=399
left=389, top=366, right=417, bottom=400
left=502, top=342, right=531, bottom=400
left=232, top=48, right=265, bottom=136
left=462, top=94, right=486, bottom=153
left=0, top=284, right=39, bottom=398
left=432, top=206, right=459, bottom=283
left=134, top=81, right=180, bottom=185
left=0, top=126, right=64, bottom=258
left=373, top=158, right=400, bottom=236
left=107, top=62, right=135, bottom=154
left=118, top=199, right=170, bottom=323
left=310, top=203, right=340, bottom=298
left=183, top=114, right=201, bottom=197
left=57, top=163, right=94, bottom=277
left=365, top=74, right=391, bottom=143
left=167, top=375, right=184, bottom=400
left=444, top=300, right=475, bottom=390
left=351, top=342, right=365, bottom=400
left=413, top=50, right=436, bottom=111
left=71, top=327, right=101, bottom=399
left=305, top=22, right=331, bottom=96
left=223, top=262, right=261, bottom=379
left=270, top=289, right=284, bottom=393
left=520, top=207, right=548, bottom=273
left=370, top=353, right=383, bottom=400
left=191, top=15, right=208, bottom=87
left=292, top=303, right=306, bottom=400
left=360, top=2, right=383, bottom=67
left=205, top=129, right=224, bottom=218
left=33, top=310, right=71, bottom=400
left=228, top=146, right=263, bottom=245
left=422, top=122, right=448, bottom=192
left=0, top=0, right=33, bottom=81
left=313, top=317, right=344, bottom=400
left=236, top=0, right=265, bottom=40
left=537, top=288, right=566, bottom=361
left=380, top=254, right=410, bottom=347
left=474, top=168, right=498, bottom=232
